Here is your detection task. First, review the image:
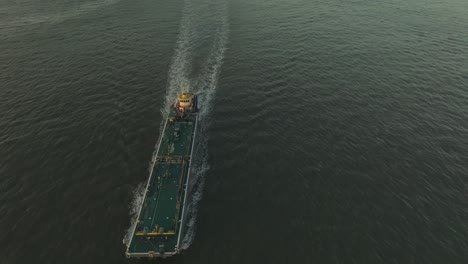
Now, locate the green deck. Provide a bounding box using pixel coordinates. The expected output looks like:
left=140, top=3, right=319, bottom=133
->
left=126, top=110, right=197, bottom=258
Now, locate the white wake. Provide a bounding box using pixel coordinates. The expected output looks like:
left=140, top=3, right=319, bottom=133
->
left=180, top=0, right=229, bottom=249
left=125, top=0, right=229, bottom=250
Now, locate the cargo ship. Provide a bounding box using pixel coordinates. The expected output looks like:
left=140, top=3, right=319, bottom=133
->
left=126, top=92, right=198, bottom=258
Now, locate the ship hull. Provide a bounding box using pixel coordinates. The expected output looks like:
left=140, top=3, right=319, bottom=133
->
left=126, top=104, right=198, bottom=258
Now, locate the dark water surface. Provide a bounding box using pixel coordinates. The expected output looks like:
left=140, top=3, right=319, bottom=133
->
left=1, top=0, right=468, bottom=263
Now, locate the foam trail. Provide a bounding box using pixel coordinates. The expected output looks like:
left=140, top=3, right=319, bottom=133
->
left=124, top=1, right=197, bottom=244
left=123, top=0, right=197, bottom=246
left=125, top=0, right=229, bottom=250
left=180, top=0, right=229, bottom=249
left=164, top=0, right=196, bottom=114
left=123, top=182, right=146, bottom=246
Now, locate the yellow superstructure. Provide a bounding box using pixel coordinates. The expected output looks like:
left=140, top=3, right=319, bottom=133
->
left=177, top=92, right=193, bottom=111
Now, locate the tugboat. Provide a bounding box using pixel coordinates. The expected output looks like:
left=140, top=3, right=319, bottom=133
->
left=126, top=92, right=198, bottom=258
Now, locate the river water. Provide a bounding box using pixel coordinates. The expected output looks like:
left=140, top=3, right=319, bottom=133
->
left=1, top=0, right=468, bottom=263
